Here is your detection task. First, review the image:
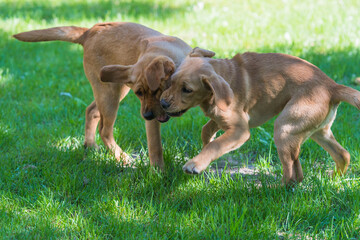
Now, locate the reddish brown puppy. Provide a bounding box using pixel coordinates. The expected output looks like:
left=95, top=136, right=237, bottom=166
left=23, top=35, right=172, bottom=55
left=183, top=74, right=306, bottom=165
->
left=14, top=22, right=192, bottom=169
left=161, top=47, right=360, bottom=185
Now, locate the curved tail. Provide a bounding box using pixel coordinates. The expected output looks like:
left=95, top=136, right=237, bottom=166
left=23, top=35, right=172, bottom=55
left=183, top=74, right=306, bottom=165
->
left=13, top=26, right=88, bottom=45
left=333, top=84, right=360, bottom=110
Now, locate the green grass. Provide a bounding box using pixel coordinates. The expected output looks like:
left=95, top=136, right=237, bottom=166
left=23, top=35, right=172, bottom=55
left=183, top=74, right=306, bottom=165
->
left=1, top=0, right=360, bottom=238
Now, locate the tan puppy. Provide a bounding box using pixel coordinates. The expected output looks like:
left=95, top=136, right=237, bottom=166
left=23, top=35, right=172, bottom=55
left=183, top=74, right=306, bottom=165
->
left=161, top=47, right=360, bottom=185
left=14, top=22, right=192, bottom=169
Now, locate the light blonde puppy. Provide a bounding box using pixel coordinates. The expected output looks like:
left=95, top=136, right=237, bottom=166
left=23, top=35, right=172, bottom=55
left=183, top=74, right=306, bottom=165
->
left=160, top=47, right=360, bottom=185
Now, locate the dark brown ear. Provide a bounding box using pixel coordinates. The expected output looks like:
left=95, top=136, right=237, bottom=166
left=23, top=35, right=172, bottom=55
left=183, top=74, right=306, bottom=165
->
left=202, top=74, right=234, bottom=111
left=145, top=56, right=175, bottom=91
left=189, top=47, right=216, bottom=58
left=100, top=65, right=134, bottom=85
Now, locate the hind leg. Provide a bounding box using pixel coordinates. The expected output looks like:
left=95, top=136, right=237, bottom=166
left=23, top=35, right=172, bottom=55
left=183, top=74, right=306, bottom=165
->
left=274, top=131, right=304, bottom=185
left=84, top=100, right=100, bottom=149
left=311, top=126, right=350, bottom=176
left=273, top=98, right=333, bottom=185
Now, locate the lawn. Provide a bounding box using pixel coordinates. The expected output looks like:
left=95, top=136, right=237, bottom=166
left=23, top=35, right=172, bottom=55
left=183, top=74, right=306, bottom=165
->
left=1, top=0, right=360, bottom=239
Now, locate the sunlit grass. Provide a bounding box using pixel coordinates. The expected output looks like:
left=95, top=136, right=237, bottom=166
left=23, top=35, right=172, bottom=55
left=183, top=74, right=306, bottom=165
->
left=1, top=0, right=360, bottom=238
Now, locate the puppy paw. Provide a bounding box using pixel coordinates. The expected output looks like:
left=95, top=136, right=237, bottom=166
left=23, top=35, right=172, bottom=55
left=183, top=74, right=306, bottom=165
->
left=84, top=142, right=100, bottom=150
left=116, top=152, right=133, bottom=165
left=182, top=161, right=204, bottom=174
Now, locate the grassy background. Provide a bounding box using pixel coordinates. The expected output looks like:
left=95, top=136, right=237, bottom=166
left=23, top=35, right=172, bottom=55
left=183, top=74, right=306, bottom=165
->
left=1, top=0, right=360, bottom=238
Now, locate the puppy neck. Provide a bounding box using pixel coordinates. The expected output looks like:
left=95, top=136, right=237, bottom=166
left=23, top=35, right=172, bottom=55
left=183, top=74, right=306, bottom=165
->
left=208, top=58, right=236, bottom=84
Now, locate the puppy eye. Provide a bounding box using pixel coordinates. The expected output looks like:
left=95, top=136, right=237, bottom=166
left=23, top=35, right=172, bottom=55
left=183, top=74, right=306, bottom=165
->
left=135, top=90, right=143, bottom=96
left=182, top=87, right=192, bottom=93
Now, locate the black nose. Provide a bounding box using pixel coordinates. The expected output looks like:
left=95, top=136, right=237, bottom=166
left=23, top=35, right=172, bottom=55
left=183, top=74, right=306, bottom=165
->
left=143, top=111, right=155, bottom=120
left=160, top=99, right=170, bottom=109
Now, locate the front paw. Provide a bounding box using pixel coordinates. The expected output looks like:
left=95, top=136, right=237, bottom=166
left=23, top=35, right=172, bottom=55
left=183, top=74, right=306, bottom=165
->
left=182, top=160, right=207, bottom=174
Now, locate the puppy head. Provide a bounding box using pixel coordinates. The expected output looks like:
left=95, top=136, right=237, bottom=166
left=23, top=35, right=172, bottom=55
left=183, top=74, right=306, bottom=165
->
left=160, top=54, right=233, bottom=117
left=100, top=56, right=175, bottom=123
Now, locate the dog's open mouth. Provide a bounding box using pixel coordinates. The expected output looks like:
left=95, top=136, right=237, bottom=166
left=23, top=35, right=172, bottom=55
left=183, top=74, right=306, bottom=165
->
left=166, top=109, right=188, bottom=117
left=156, top=114, right=170, bottom=123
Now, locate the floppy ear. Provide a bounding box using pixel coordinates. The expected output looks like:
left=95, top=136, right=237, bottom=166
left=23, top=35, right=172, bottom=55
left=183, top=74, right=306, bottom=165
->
left=100, top=65, right=134, bottom=85
left=202, top=74, right=234, bottom=111
left=189, top=47, right=216, bottom=58
left=145, top=56, right=175, bottom=91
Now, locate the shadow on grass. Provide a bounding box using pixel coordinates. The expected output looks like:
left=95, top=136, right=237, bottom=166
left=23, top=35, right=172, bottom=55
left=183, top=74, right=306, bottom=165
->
left=1, top=138, right=360, bottom=238
left=0, top=0, right=188, bottom=22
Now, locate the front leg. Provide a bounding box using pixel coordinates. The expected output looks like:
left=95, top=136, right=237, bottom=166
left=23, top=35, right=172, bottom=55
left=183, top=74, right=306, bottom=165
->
left=183, top=124, right=250, bottom=174
left=145, top=119, right=164, bottom=170
left=201, top=120, right=220, bottom=147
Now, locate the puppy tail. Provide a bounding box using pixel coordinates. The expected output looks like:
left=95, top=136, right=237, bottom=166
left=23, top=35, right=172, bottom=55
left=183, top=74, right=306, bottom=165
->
left=13, top=26, right=88, bottom=45
left=333, top=84, right=360, bottom=110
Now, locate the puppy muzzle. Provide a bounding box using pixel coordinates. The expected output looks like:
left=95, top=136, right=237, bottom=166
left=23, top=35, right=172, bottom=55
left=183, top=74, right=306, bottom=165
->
left=166, top=109, right=188, bottom=117
left=160, top=99, right=171, bottom=109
